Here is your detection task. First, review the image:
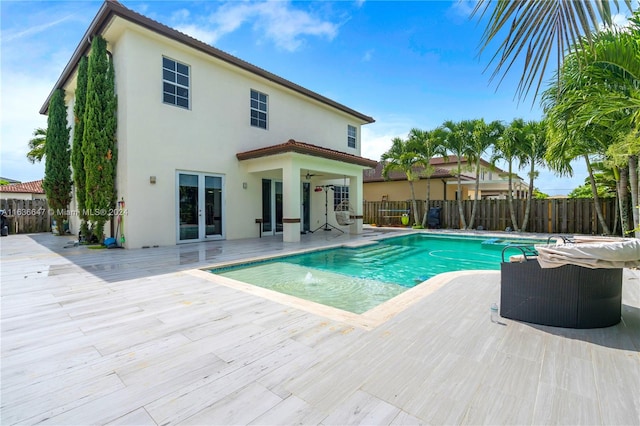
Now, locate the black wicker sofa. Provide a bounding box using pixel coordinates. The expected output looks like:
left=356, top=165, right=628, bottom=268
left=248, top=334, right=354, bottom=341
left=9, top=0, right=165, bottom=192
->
left=500, top=256, right=622, bottom=328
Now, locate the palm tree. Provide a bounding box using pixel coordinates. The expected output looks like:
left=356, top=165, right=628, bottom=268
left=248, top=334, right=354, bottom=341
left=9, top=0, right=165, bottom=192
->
left=492, top=118, right=526, bottom=231
left=519, top=120, right=548, bottom=232
left=407, top=127, right=448, bottom=227
left=441, top=119, right=475, bottom=229
left=381, top=136, right=424, bottom=226
left=467, top=119, right=504, bottom=229
left=543, top=18, right=640, bottom=235
left=27, top=127, right=47, bottom=164
left=472, top=0, right=633, bottom=101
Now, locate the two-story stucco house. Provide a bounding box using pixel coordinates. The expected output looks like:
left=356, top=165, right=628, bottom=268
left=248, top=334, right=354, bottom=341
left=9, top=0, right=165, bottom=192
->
left=41, top=0, right=376, bottom=248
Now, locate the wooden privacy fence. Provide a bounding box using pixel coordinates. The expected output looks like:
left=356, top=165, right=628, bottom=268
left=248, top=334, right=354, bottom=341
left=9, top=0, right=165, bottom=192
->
left=364, top=198, right=618, bottom=235
left=0, top=199, right=51, bottom=234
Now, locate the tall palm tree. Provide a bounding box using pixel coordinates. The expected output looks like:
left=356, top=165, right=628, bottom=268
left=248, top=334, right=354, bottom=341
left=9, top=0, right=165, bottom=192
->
left=492, top=118, right=526, bottom=231
left=467, top=119, right=504, bottom=229
left=441, top=119, right=475, bottom=229
left=27, top=127, right=47, bottom=164
left=519, top=120, right=548, bottom=232
left=381, top=136, right=424, bottom=226
left=408, top=127, right=448, bottom=227
left=472, top=0, right=633, bottom=101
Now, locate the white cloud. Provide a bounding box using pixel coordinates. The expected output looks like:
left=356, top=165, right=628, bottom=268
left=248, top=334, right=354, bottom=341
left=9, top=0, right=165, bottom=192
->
left=361, top=115, right=418, bottom=161
left=447, top=0, right=476, bottom=23
left=1, top=14, right=74, bottom=42
left=174, top=24, right=220, bottom=45
left=0, top=72, right=50, bottom=181
left=172, top=1, right=339, bottom=52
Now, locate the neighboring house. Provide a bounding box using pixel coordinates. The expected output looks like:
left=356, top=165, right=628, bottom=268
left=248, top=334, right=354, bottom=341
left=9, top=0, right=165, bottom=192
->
left=41, top=0, right=376, bottom=248
left=0, top=180, right=46, bottom=201
left=364, top=156, right=529, bottom=202
left=0, top=177, right=21, bottom=185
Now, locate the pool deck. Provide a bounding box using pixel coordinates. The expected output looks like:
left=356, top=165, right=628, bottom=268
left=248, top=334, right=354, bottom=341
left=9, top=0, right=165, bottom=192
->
left=1, top=230, right=639, bottom=425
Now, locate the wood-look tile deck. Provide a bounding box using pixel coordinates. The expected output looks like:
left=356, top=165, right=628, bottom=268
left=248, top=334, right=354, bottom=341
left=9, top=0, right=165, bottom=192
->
left=1, top=231, right=639, bottom=425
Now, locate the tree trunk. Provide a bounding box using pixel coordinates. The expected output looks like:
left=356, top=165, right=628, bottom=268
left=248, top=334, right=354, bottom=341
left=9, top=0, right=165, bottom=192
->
left=584, top=154, right=611, bottom=235
left=521, top=161, right=535, bottom=232
left=468, top=162, right=481, bottom=229
left=421, top=176, right=432, bottom=228
left=616, top=166, right=630, bottom=236
left=456, top=160, right=467, bottom=229
left=409, top=180, right=420, bottom=226
left=507, top=161, right=519, bottom=231
left=629, top=155, right=639, bottom=238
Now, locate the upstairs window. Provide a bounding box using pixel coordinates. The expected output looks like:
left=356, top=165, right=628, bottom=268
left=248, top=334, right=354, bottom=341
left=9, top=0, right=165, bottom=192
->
left=250, top=89, right=268, bottom=129
left=347, top=125, right=357, bottom=148
left=163, top=57, right=190, bottom=109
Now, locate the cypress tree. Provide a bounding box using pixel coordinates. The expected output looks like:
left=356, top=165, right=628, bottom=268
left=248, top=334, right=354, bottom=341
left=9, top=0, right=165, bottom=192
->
left=71, top=56, right=89, bottom=239
left=83, top=36, right=116, bottom=242
left=43, top=89, right=72, bottom=235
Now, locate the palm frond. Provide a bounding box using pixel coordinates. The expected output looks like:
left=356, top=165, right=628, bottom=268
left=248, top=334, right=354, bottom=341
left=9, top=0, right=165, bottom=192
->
left=472, top=0, right=633, bottom=102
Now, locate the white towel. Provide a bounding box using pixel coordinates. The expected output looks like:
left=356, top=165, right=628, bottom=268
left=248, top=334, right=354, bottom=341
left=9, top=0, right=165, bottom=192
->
left=535, top=239, right=640, bottom=269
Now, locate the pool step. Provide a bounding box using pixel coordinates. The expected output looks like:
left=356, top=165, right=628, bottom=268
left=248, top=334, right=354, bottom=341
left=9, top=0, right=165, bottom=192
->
left=352, top=245, right=417, bottom=263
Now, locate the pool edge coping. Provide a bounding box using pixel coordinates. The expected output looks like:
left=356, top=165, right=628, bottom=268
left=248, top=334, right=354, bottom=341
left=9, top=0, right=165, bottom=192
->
left=186, top=267, right=500, bottom=331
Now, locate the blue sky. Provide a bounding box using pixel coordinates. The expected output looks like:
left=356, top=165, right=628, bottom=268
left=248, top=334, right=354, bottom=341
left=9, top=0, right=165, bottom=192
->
left=2, top=1, right=631, bottom=195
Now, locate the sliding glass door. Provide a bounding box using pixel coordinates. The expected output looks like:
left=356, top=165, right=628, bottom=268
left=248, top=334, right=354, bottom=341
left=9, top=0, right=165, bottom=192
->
left=178, top=172, right=224, bottom=242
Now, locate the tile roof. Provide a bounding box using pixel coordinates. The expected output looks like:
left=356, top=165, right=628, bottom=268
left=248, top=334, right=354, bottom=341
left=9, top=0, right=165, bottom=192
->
left=236, top=139, right=378, bottom=168
left=40, top=0, right=374, bottom=125
left=363, top=161, right=465, bottom=183
left=0, top=180, right=45, bottom=194
left=363, top=156, right=511, bottom=182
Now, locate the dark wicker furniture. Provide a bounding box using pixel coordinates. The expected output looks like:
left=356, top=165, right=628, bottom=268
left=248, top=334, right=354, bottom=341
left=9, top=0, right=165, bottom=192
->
left=500, top=250, right=623, bottom=329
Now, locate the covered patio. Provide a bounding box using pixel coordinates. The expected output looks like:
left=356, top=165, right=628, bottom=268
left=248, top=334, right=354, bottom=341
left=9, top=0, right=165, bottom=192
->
left=1, top=231, right=638, bottom=425
left=237, top=139, right=378, bottom=242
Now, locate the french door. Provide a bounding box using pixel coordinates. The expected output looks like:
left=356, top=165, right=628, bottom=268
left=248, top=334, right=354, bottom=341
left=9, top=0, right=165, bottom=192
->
left=177, top=172, right=224, bottom=242
left=261, top=179, right=283, bottom=235
left=261, top=179, right=310, bottom=235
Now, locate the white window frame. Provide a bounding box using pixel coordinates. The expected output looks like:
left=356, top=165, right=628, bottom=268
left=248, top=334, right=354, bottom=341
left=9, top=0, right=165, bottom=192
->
left=250, top=89, right=268, bottom=129
left=333, top=185, right=349, bottom=208
left=163, top=56, right=190, bottom=109
left=347, top=125, right=357, bottom=148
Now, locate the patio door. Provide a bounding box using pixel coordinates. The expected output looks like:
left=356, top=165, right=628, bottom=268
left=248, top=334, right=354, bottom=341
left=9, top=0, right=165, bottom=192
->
left=261, top=179, right=283, bottom=236
left=177, top=172, right=224, bottom=242
left=261, top=179, right=309, bottom=235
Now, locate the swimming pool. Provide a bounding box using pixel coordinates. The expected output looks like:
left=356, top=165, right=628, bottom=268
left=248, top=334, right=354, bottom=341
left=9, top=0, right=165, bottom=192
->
left=210, top=234, right=545, bottom=314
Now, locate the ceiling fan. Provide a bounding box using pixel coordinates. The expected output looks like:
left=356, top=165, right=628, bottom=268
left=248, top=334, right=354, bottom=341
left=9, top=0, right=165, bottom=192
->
left=304, top=170, right=323, bottom=180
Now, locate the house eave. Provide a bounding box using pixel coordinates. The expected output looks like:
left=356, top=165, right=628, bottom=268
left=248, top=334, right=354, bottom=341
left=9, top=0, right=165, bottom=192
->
left=237, top=140, right=378, bottom=169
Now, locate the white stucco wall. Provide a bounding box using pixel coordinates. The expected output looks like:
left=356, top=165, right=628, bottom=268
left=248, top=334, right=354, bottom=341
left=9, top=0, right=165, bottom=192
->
left=89, top=20, right=370, bottom=248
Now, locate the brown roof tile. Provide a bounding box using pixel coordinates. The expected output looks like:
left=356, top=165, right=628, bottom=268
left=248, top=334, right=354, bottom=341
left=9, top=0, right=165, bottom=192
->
left=236, top=139, right=378, bottom=168
left=363, top=162, right=459, bottom=182
left=0, top=180, right=45, bottom=194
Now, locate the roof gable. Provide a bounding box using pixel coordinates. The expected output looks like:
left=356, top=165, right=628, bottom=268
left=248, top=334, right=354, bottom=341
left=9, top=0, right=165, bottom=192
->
left=40, top=0, right=374, bottom=125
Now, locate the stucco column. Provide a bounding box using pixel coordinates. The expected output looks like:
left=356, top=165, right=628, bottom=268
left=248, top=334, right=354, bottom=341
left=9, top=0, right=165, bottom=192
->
left=349, top=173, right=363, bottom=234
left=282, top=163, right=301, bottom=242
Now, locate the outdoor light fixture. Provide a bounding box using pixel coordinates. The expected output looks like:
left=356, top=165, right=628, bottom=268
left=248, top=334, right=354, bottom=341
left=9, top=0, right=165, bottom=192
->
left=149, top=176, right=156, bottom=184
left=242, top=182, right=248, bottom=189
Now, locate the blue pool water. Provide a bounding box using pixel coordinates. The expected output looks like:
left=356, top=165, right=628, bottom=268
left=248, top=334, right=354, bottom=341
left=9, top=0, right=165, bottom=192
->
left=211, top=234, right=544, bottom=314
